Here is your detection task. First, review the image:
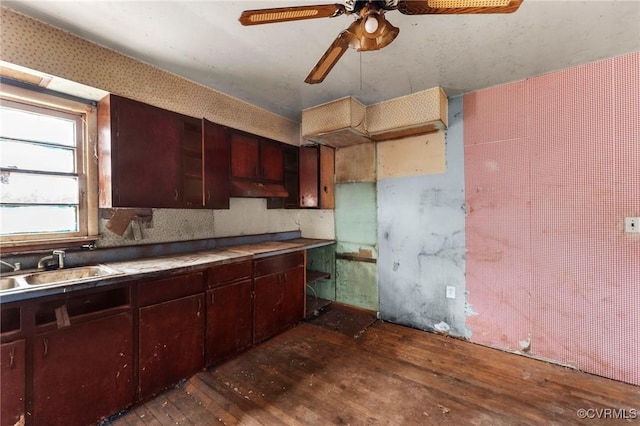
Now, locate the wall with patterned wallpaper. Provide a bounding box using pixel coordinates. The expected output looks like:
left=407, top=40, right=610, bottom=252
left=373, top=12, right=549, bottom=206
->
left=0, top=7, right=334, bottom=245
left=464, top=52, right=639, bottom=386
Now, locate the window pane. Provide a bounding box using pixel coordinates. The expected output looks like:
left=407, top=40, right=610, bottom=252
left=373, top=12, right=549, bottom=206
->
left=0, top=173, right=78, bottom=204
left=0, top=106, right=76, bottom=146
left=0, top=205, right=78, bottom=234
left=0, top=139, right=75, bottom=173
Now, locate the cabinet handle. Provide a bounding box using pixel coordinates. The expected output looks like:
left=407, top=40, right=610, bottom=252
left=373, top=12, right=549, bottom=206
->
left=211, top=292, right=215, bottom=305
left=174, top=188, right=179, bottom=201
left=9, top=347, right=15, bottom=369
left=43, top=338, right=48, bottom=358
left=284, top=272, right=288, bottom=282
left=197, top=298, right=202, bottom=317
left=206, top=190, right=211, bottom=203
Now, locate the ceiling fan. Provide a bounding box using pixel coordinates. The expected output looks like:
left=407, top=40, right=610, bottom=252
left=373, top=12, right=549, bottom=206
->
left=239, top=0, right=523, bottom=84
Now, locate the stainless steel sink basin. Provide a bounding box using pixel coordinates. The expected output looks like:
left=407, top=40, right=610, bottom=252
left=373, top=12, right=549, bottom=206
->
left=0, top=265, right=121, bottom=292
left=21, top=265, right=119, bottom=286
left=0, top=277, right=21, bottom=291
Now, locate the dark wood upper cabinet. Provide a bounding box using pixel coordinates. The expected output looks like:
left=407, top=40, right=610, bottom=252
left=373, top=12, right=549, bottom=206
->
left=182, top=117, right=204, bottom=208
left=229, top=128, right=291, bottom=198
left=99, top=95, right=184, bottom=208
left=230, top=130, right=285, bottom=183
left=267, top=144, right=299, bottom=209
left=260, top=139, right=284, bottom=182
left=98, top=95, right=231, bottom=209
left=230, top=131, right=260, bottom=180
left=203, top=119, right=231, bottom=209
left=299, top=144, right=335, bottom=209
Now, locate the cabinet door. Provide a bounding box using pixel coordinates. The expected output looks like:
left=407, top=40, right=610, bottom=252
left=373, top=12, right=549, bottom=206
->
left=299, top=145, right=335, bottom=209
left=206, top=279, right=253, bottom=365
left=299, top=146, right=319, bottom=207
left=260, top=139, right=284, bottom=182
left=111, top=96, right=183, bottom=207
left=1, top=339, right=25, bottom=426
left=230, top=132, right=259, bottom=179
left=253, top=274, right=283, bottom=344
left=319, top=144, right=335, bottom=209
left=139, top=294, right=205, bottom=400
left=33, top=313, right=134, bottom=426
left=181, top=117, right=204, bottom=208
left=203, top=119, right=231, bottom=209
left=281, top=266, right=305, bottom=329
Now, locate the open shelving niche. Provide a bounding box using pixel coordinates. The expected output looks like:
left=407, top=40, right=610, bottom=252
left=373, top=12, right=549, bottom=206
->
left=305, top=244, right=336, bottom=318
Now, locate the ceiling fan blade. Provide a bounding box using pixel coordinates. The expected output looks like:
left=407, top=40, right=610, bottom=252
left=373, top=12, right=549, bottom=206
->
left=398, top=0, right=523, bottom=15
left=239, top=4, right=346, bottom=26
left=304, top=30, right=354, bottom=84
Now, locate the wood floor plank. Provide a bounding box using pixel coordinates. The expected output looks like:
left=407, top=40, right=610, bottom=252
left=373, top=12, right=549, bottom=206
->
left=184, top=374, right=257, bottom=425
left=107, top=306, right=640, bottom=426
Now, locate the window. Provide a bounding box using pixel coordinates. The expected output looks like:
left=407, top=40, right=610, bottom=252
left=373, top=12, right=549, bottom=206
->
left=0, top=88, right=98, bottom=249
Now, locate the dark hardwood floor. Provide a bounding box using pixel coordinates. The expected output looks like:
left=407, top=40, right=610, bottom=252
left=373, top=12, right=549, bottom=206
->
left=107, top=305, right=640, bottom=425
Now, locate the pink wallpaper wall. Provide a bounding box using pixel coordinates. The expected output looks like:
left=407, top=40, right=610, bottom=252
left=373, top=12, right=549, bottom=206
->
left=464, top=52, right=639, bottom=386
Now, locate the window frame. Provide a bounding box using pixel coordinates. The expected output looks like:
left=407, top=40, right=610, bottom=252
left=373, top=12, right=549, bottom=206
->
left=0, top=84, right=99, bottom=252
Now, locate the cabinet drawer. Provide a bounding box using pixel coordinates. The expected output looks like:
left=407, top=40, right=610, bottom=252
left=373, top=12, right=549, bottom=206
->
left=206, top=260, right=252, bottom=288
left=35, top=286, right=130, bottom=328
left=138, top=272, right=204, bottom=306
left=254, top=251, right=304, bottom=277
left=1, top=304, right=21, bottom=336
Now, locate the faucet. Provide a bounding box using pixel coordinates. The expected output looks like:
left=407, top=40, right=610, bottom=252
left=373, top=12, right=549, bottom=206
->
left=37, top=250, right=66, bottom=270
left=0, top=260, right=21, bottom=273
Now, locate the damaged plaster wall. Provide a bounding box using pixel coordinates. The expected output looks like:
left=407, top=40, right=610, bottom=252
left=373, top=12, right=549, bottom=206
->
left=333, top=144, right=379, bottom=311
left=377, top=96, right=467, bottom=337
left=98, top=199, right=335, bottom=247
left=334, top=182, right=378, bottom=310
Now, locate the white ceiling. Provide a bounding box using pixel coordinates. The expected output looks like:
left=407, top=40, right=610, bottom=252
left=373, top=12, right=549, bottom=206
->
left=4, top=1, right=640, bottom=122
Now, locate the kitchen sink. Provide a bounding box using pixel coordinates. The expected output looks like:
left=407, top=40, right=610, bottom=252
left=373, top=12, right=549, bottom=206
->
left=21, top=265, right=120, bottom=286
left=0, top=277, right=21, bottom=291
left=0, top=265, right=121, bottom=292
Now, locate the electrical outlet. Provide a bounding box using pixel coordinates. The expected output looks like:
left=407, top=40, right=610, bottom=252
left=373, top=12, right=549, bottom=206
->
left=446, top=286, right=456, bottom=299
left=625, top=217, right=640, bottom=233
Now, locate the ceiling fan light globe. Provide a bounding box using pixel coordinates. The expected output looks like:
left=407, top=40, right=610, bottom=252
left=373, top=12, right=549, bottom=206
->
left=364, top=15, right=379, bottom=33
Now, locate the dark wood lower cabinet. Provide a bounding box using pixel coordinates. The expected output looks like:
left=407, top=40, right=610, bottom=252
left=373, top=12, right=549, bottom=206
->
left=254, top=265, right=305, bottom=344
left=1, top=339, right=25, bottom=425
left=206, top=279, right=253, bottom=365
left=1, top=252, right=310, bottom=425
left=282, top=266, right=305, bottom=328
left=32, top=313, right=133, bottom=426
left=138, top=293, right=205, bottom=401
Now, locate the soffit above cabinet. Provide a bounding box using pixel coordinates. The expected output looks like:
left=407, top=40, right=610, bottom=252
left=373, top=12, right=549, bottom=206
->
left=301, top=88, right=448, bottom=147
left=301, top=97, right=369, bottom=148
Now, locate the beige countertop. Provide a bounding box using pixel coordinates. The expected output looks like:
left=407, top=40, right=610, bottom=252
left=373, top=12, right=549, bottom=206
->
left=0, top=238, right=334, bottom=303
